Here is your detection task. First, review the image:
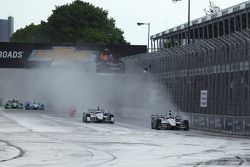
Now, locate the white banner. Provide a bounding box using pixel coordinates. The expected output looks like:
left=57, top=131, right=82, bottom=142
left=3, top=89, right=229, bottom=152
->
left=200, top=90, right=208, bottom=107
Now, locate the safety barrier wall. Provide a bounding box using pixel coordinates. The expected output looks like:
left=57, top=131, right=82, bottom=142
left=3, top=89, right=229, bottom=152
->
left=186, top=113, right=250, bottom=136
left=121, top=29, right=250, bottom=134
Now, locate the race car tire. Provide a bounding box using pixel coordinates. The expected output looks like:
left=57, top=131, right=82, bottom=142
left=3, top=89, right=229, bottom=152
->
left=40, top=105, right=45, bottom=110
left=25, top=105, right=31, bottom=110
left=5, top=104, right=10, bottom=109
left=86, top=116, right=91, bottom=123
left=86, top=117, right=90, bottom=123
left=110, top=115, right=114, bottom=124
left=151, top=121, right=155, bottom=129
left=183, top=120, right=189, bottom=131
left=156, top=119, right=161, bottom=130
left=18, top=104, right=24, bottom=109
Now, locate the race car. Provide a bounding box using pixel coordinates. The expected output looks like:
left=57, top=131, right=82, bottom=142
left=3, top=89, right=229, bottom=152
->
left=5, top=99, right=24, bottom=109
left=82, top=107, right=114, bottom=124
left=25, top=101, right=45, bottom=110
left=151, top=111, right=189, bottom=130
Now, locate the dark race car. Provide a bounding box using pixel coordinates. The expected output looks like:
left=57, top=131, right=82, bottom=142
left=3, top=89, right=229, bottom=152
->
left=151, top=111, right=189, bottom=130
left=25, top=101, right=45, bottom=110
left=82, top=107, right=114, bottom=124
left=5, top=99, right=24, bottom=109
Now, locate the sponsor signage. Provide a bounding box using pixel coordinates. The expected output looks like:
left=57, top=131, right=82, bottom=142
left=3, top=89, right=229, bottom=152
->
left=215, top=117, right=223, bottom=129
left=0, top=42, right=147, bottom=69
left=0, top=42, right=51, bottom=68
left=0, top=51, right=23, bottom=59
left=200, top=90, right=208, bottom=107
left=199, top=115, right=207, bottom=127
left=225, top=117, right=233, bottom=131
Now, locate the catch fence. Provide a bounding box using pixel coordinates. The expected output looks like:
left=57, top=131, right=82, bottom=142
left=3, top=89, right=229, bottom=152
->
left=121, top=29, right=250, bottom=134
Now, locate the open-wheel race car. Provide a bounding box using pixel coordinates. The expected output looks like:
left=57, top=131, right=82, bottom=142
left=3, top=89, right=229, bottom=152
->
left=82, top=107, right=114, bottom=124
left=151, top=111, right=189, bottom=130
left=25, top=101, right=45, bottom=110
left=5, top=99, right=24, bottom=109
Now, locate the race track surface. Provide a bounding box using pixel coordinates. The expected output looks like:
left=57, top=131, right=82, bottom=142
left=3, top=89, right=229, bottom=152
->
left=1, top=110, right=250, bottom=167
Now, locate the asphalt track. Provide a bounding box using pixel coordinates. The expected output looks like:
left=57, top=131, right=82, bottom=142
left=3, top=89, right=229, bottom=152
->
left=1, top=109, right=250, bottom=167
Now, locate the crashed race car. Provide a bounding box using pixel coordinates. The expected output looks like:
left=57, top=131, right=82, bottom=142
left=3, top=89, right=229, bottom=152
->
left=25, top=101, right=45, bottom=110
left=151, top=111, right=189, bottom=130
left=82, top=107, right=114, bottom=124
left=5, top=99, right=24, bottom=109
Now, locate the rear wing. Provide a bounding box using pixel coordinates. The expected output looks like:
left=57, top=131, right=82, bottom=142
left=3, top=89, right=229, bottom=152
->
left=151, top=113, right=180, bottom=119
left=86, top=108, right=106, bottom=113
left=151, top=114, right=168, bottom=119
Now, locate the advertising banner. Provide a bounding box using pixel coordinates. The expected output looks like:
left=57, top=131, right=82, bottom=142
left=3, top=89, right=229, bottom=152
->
left=234, top=117, right=243, bottom=131
left=208, top=115, right=215, bottom=129
left=215, top=116, right=224, bottom=129
left=0, top=42, right=146, bottom=72
left=225, top=117, right=233, bottom=131
left=200, top=90, right=208, bottom=107
left=198, top=115, right=207, bottom=127
left=244, top=118, right=250, bottom=131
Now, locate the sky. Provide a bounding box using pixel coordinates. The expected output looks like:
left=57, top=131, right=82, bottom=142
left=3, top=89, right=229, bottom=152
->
left=0, top=0, right=248, bottom=45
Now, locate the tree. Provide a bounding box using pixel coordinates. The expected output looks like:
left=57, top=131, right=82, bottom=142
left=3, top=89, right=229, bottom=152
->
left=203, top=1, right=220, bottom=15
left=11, top=0, right=128, bottom=44
left=10, top=23, right=48, bottom=43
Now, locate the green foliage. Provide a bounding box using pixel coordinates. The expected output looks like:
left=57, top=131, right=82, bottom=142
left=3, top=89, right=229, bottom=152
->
left=10, top=23, right=48, bottom=43
left=10, top=0, right=128, bottom=44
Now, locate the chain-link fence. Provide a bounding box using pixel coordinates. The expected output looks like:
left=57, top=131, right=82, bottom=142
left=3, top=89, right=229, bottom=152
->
left=121, top=29, right=250, bottom=135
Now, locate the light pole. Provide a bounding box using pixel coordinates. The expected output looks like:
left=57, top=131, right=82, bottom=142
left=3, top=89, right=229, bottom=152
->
left=137, top=22, right=150, bottom=52
left=172, top=0, right=190, bottom=44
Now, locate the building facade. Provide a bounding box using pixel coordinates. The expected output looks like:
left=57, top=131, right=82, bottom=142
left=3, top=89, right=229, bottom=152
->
left=0, top=16, right=14, bottom=42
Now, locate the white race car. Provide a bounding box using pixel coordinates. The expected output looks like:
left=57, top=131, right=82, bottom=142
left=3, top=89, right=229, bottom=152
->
left=151, top=111, right=189, bottom=130
left=82, top=107, right=114, bottom=124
